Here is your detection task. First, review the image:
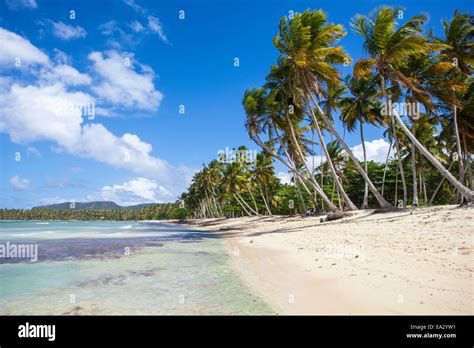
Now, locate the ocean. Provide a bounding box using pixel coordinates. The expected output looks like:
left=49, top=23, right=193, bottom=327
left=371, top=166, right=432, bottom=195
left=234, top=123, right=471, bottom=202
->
left=0, top=220, right=272, bottom=315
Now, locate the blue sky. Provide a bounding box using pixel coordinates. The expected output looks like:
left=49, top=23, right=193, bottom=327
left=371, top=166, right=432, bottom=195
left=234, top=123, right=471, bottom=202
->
left=0, top=0, right=472, bottom=208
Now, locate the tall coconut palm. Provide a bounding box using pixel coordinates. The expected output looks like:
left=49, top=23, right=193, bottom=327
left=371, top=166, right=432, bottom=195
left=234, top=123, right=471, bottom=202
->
left=432, top=11, right=473, bottom=201
left=243, top=89, right=337, bottom=211
left=273, top=9, right=392, bottom=208
left=265, top=68, right=357, bottom=210
left=339, top=74, right=383, bottom=208
left=352, top=6, right=474, bottom=201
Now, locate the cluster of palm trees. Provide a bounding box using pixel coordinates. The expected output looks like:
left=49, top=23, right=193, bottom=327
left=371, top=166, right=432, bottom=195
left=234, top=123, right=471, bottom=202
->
left=240, top=7, right=473, bottom=213
left=0, top=204, right=183, bottom=220
left=180, top=147, right=281, bottom=218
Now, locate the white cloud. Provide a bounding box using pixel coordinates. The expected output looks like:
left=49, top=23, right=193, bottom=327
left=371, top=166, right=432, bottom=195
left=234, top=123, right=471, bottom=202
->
left=0, top=82, right=191, bottom=198
left=277, top=171, right=292, bottom=185
left=0, top=27, right=48, bottom=66
left=0, top=27, right=88, bottom=87
left=10, top=175, right=31, bottom=189
left=5, top=0, right=37, bottom=10
left=0, top=83, right=94, bottom=146
left=129, top=20, right=145, bottom=33
left=350, top=138, right=391, bottom=163
left=40, top=64, right=91, bottom=86
left=0, top=28, right=192, bottom=202
left=305, top=154, right=326, bottom=172
left=52, top=49, right=70, bottom=65
left=303, top=138, right=391, bottom=169
left=50, top=21, right=87, bottom=41
left=123, top=0, right=146, bottom=15
left=89, top=50, right=163, bottom=111
left=26, top=146, right=41, bottom=158
left=122, top=0, right=168, bottom=43
left=99, top=20, right=135, bottom=48
left=147, top=16, right=168, bottom=43
left=97, top=177, right=173, bottom=205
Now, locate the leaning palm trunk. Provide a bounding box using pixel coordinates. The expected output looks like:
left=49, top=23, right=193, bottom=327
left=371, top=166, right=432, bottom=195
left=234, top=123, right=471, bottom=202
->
left=394, top=169, right=399, bottom=206
left=453, top=105, right=465, bottom=203
left=380, top=77, right=405, bottom=208
left=296, top=101, right=357, bottom=211
left=429, top=161, right=455, bottom=205
left=258, top=186, right=272, bottom=215
left=391, top=115, right=407, bottom=208
left=381, top=137, right=393, bottom=196
left=463, top=134, right=473, bottom=190
left=244, top=183, right=259, bottom=215
left=251, top=132, right=321, bottom=209
left=272, top=124, right=338, bottom=211
left=237, top=192, right=258, bottom=215
left=360, top=118, right=369, bottom=209
left=233, top=193, right=253, bottom=216
left=422, top=168, right=428, bottom=203
left=391, top=107, right=474, bottom=201
left=294, top=177, right=308, bottom=214
left=411, top=126, right=419, bottom=207
left=305, top=84, right=393, bottom=209
left=284, top=111, right=352, bottom=210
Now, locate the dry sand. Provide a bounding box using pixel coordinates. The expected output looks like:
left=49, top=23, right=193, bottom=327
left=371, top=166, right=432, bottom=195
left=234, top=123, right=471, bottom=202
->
left=174, top=205, right=473, bottom=314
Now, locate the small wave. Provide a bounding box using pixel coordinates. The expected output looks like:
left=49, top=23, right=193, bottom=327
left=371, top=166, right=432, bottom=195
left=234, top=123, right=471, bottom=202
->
left=14, top=231, right=56, bottom=237
left=120, top=225, right=133, bottom=229
left=35, top=222, right=49, bottom=225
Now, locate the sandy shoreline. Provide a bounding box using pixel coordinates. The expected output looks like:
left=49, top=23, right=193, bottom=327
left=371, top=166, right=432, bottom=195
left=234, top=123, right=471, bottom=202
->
left=166, top=205, right=473, bottom=314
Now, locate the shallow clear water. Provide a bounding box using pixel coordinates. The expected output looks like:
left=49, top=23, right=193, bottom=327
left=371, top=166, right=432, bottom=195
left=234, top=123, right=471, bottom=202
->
left=0, top=221, right=273, bottom=315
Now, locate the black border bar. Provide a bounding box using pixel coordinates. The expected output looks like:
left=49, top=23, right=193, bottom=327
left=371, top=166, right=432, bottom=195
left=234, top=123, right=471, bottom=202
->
left=0, top=315, right=472, bottom=346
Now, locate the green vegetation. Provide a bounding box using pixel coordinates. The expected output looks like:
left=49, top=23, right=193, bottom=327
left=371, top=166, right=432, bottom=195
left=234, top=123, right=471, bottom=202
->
left=0, top=203, right=187, bottom=221
left=182, top=7, right=473, bottom=218
left=2, top=7, right=472, bottom=221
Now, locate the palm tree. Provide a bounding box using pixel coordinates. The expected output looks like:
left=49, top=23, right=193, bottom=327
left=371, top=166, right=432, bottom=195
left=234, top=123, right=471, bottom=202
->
left=265, top=69, right=357, bottom=210
left=339, top=74, right=383, bottom=208
left=319, top=140, right=350, bottom=206
left=432, top=11, right=473, bottom=201
left=221, top=159, right=258, bottom=216
left=273, top=10, right=392, bottom=209
left=243, top=87, right=337, bottom=211
left=352, top=6, right=474, bottom=201
left=252, top=152, right=275, bottom=215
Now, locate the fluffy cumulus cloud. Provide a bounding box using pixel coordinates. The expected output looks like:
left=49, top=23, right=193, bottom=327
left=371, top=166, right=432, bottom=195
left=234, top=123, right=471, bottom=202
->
left=97, top=177, right=174, bottom=205
left=0, top=27, right=48, bottom=66
left=0, top=82, right=192, bottom=196
left=50, top=21, right=87, bottom=41
left=5, top=0, right=37, bottom=10
left=40, top=64, right=92, bottom=86
left=89, top=50, right=163, bottom=111
left=10, top=175, right=31, bottom=189
left=0, top=27, right=192, bottom=201
left=350, top=138, right=391, bottom=163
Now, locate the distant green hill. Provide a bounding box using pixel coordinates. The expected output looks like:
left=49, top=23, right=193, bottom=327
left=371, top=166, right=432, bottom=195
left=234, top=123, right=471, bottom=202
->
left=32, top=201, right=156, bottom=211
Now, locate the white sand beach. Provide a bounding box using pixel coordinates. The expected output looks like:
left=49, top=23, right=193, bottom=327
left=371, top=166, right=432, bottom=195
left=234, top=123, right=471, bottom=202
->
left=173, top=205, right=474, bottom=314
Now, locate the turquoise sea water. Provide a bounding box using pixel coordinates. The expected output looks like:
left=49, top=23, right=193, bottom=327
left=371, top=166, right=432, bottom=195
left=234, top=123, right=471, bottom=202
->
left=0, top=221, right=272, bottom=315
